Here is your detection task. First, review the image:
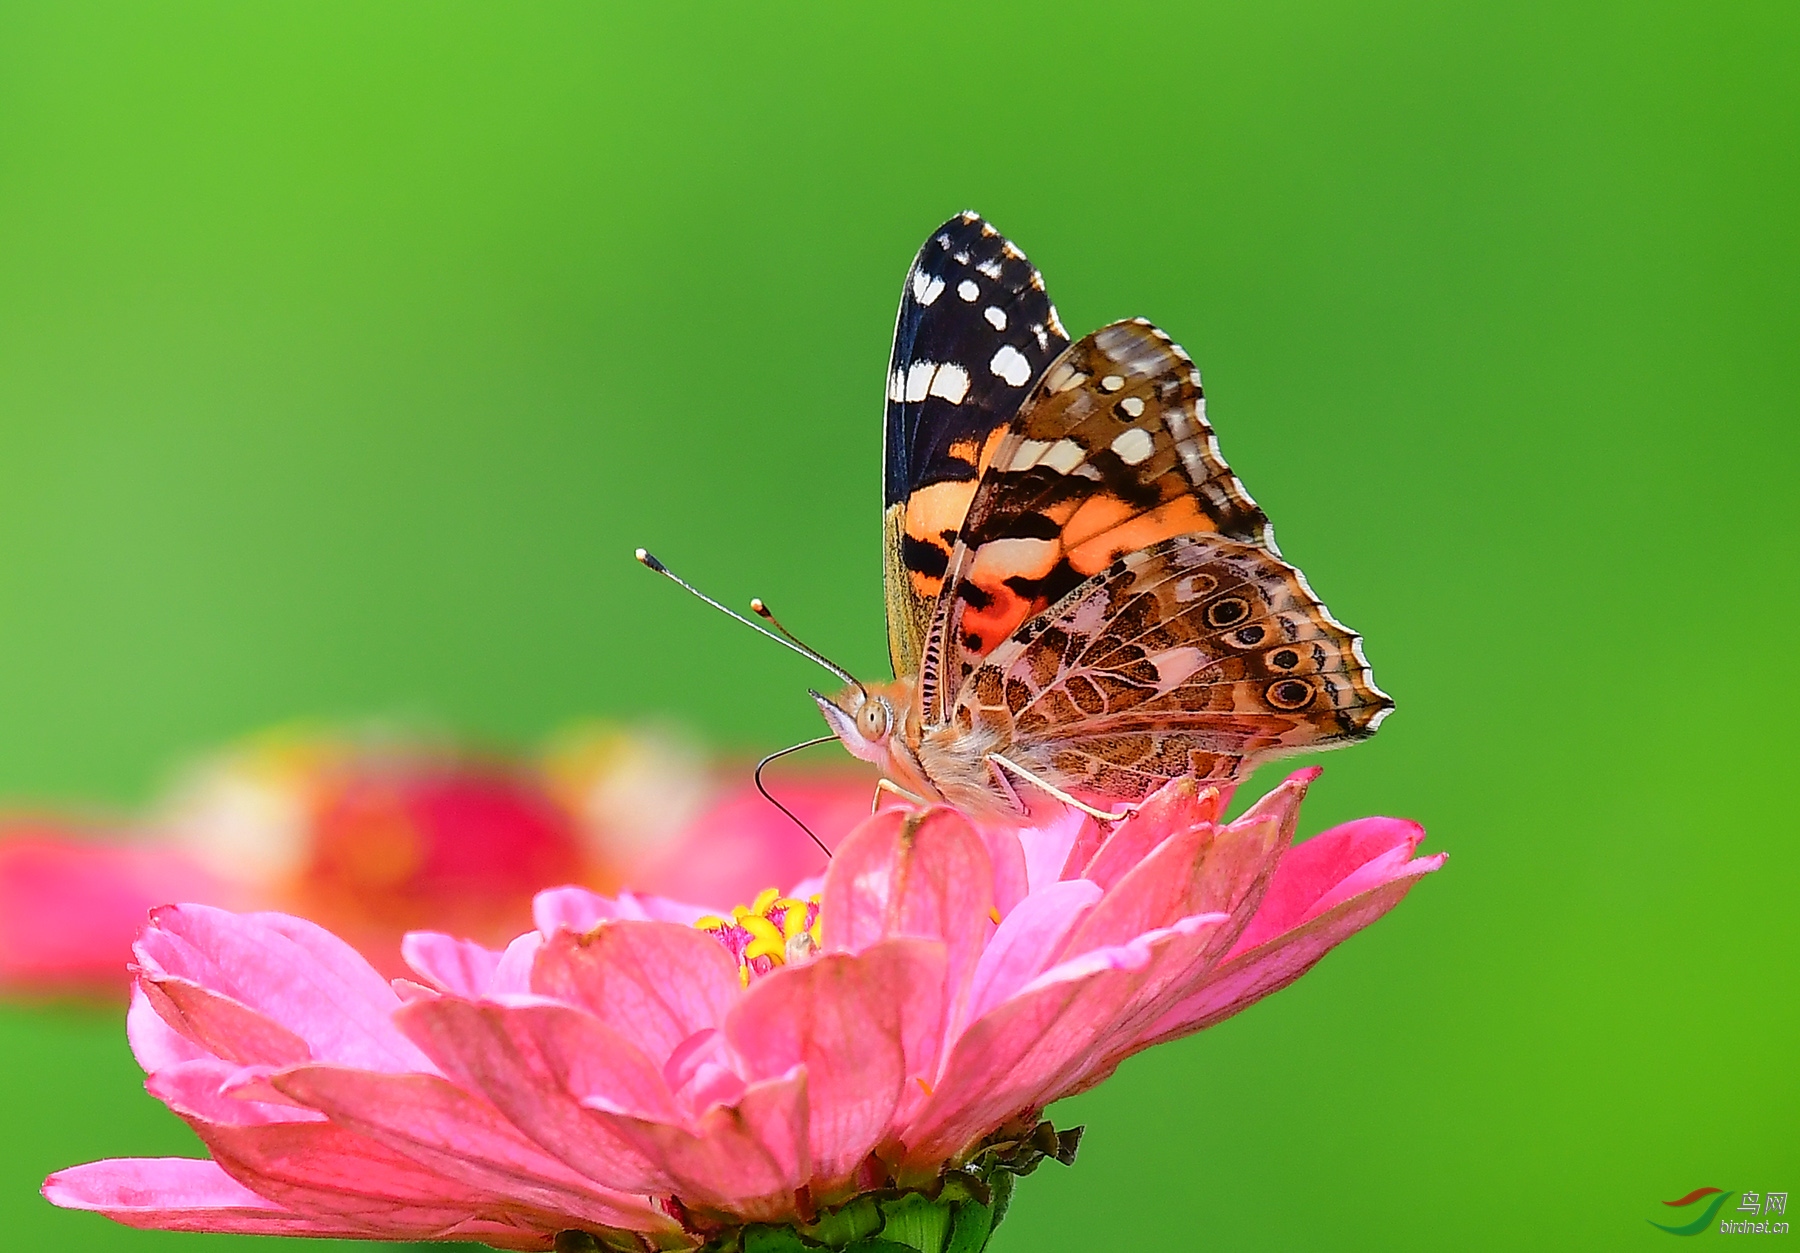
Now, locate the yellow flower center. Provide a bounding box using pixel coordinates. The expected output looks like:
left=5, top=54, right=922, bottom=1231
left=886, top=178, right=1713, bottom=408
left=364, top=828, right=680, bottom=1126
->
left=694, top=886, right=823, bottom=986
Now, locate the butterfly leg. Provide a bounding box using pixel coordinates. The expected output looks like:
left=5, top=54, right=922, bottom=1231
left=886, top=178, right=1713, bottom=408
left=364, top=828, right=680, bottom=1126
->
left=985, top=756, right=1029, bottom=817
left=872, top=777, right=929, bottom=814
left=987, top=754, right=1137, bottom=823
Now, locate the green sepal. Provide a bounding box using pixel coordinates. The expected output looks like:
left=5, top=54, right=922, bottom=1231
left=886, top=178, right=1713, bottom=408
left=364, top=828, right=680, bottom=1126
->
left=942, top=1196, right=995, bottom=1253
left=742, top=1225, right=817, bottom=1253
left=800, top=1194, right=883, bottom=1248
left=840, top=1240, right=917, bottom=1253
left=696, top=1119, right=1078, bottom=1253
left=876, top=1194, right=952, bottom=1253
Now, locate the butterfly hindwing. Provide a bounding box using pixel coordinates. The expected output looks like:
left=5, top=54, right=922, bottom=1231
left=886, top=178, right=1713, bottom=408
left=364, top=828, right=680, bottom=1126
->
left=882, top=211, right=1070, bottom=678
left=919, top=317, right=1273, bottom=720
left=945, top=533, right=1392, bottom=802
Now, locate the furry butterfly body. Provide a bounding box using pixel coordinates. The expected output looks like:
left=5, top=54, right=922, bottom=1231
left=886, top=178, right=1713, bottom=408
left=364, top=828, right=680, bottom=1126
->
left=814, top=213, right=1392, bottom=821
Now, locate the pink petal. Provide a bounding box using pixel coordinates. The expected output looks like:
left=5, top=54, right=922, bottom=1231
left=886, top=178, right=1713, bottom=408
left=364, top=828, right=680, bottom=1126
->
left=533, top=886, right=613, bottom=936
left=253, top=910, right=409, bottom=1011
left=401, top=931, right=503, bottom=997
left=42, top=1158, right=388, bottom=1238
left=137, top=975, right=312, bottom=1069
left=664, top=1029, right=746, bottom=1113
left=816, top=809, right=907, bottom=952
left=973, top=823, right=1030, bottom=918
left=127, top=983, right=207, bottom=1072
left=493, top=931, right=543, bottom=995
left=959, top=879, right=1103, bottom=1037
left=1015, top=806, right=1088, bottom=893
left=1063, top=770, right=1313, bottom=961
left=393, top=979, right=439, bottom=1003
left=821, top=808, right=993, bottom=1062
left=1142, top=850, right=1446, bottom=1045
left=148, top=1058, right=324, bottom=1127
left=1229, top=815, right=1431, bottom=955
left=135, top=905, right=430, bottom=1072
left=171, top=1092, right=620, bottom=1243
left=395, top=996, right=674, bottom=1192
left=531, top=919, right=740, bottom=1064
left=43, top=1157, right=564, bottom=1249
left=534, top=886, right=715, bottom=937
left=1078, top=775, right=1228, bottom=889
left=726, top=939, right=945, bottom=1191
left=900, top=914, right=1224, bottom=1174
left=271, top=1065, right=678, bottom=1236
left=583, top=1067, right=809, bottom=1222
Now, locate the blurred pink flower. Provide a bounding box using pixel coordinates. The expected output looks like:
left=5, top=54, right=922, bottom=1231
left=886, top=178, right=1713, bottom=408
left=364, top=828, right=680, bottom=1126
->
left=45, top=768, right=1441, bottom=1249
left=0, top=824, right=229, bottom=994
left=626, top=774, right=873, bottom=907
left=0, top=727, right=867, bottom=992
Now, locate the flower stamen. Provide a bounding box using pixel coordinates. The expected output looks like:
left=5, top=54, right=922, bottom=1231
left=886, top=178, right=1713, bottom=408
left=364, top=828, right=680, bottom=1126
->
left=694, top=889, right=823, bottom=983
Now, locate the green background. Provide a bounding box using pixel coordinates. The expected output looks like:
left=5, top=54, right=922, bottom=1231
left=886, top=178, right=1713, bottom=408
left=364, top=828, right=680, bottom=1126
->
left=1, top=1, right=1794, bottom=1249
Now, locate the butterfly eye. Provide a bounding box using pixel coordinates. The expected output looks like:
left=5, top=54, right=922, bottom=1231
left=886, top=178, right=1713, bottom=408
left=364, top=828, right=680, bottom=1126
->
left=857, top=699, right=891, bottom=740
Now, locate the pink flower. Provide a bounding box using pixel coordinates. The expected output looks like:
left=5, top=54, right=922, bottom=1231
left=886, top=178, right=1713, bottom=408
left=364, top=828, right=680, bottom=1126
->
left=0, top=726, right=867, bottom=994
left=625, top=771, right=875, bottom=907
left=0, top=823, right=229, bottom=994
left=44, top=769, right=1442, bottom=1250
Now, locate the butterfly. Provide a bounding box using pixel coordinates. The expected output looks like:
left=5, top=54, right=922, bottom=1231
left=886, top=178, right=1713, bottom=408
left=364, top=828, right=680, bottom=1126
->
left=809, top=211, right=1393, bottom=822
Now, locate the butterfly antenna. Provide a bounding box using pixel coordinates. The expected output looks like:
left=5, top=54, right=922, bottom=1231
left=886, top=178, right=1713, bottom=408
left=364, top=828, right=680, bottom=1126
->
left=754, top=736, right=839, bottom=860
left=635, top=548, right=861, bottom=689
left=751, top=597, right=866, bottom=699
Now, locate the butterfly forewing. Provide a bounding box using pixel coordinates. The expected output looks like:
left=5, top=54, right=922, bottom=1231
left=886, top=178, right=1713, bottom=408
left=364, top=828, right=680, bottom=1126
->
left=943, top=533, right=1392, bottom=802
left=882, top=211, right=1070, bottom=678
left=919, top=317, right=1273, bottom=722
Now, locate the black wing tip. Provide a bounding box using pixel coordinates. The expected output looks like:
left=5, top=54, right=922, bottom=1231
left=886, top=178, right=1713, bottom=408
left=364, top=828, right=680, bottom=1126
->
left=915, top=210, right=1001, bottom=258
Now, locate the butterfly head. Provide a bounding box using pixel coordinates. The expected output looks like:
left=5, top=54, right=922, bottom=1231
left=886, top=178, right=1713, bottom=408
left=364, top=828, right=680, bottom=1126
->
left=811, top=677, right=917, bottom=768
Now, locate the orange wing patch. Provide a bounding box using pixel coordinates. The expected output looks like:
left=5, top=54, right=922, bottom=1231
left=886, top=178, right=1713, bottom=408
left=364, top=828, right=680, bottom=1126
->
left=924, top=319, right=1277, bottom=714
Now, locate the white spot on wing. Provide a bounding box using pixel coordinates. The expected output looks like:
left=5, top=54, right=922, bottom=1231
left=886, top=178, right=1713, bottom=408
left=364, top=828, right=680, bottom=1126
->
left=1119, top=396, right=1146, bottom=417
left=976, top=259, right=1003, bottom=279
left=1008, top=438, right=1085, bottom=474
left=1100, top=375, right=1125, bottom=392
left=1146, top=646, right=1207, bottom=688
left=989, top=344, right=1032, bottom=386
left=904, top=360, right=935, bottom=402
left=957, top=279, right=980, bottom=302
left=928, top=363, right=971, bottom=404
left=984, top=306, right=1007, bottom=330
left=1111, top=428, right=1156, bottom=465
left=912, top=271, right=945, bottom=306
left=1041, top=439, right=1086, bottom=474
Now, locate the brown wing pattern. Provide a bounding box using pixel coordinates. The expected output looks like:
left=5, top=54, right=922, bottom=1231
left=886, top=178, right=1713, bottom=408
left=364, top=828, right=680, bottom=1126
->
left=936, top=533, right=1392, bottom=802
left=918, top=318, right=1271, bottom=721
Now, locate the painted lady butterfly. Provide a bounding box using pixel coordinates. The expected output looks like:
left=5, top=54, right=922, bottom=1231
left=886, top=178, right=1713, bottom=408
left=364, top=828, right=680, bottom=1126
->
left=811, top=212, right=1393, bottom=821
left=641, top=212, right=1391, bottom=825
